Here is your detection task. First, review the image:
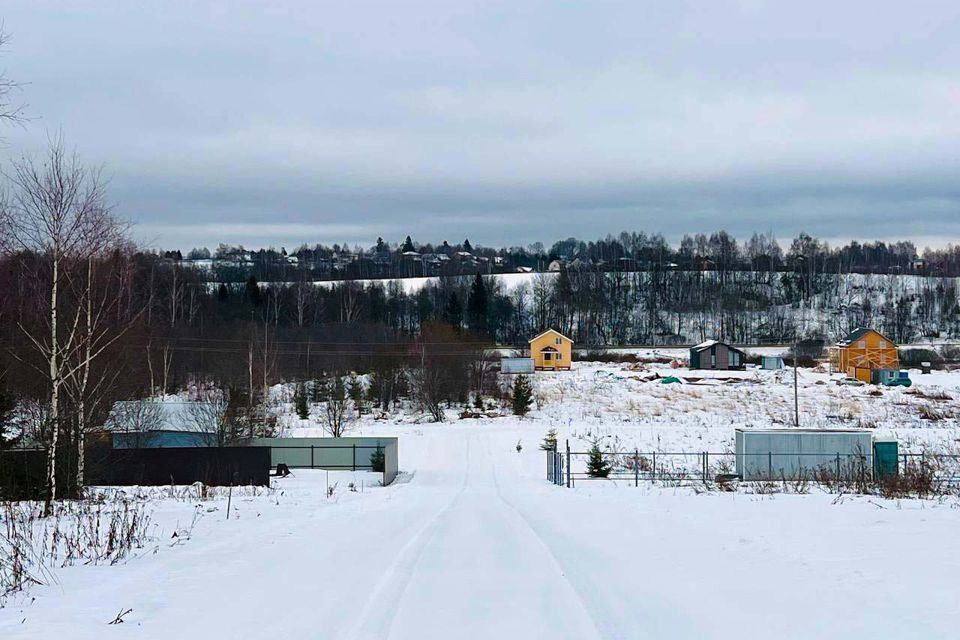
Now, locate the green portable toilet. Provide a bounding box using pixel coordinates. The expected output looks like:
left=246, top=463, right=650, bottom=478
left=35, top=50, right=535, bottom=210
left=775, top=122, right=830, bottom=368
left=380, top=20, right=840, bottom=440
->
left=873, top=439, right=898, bottom=480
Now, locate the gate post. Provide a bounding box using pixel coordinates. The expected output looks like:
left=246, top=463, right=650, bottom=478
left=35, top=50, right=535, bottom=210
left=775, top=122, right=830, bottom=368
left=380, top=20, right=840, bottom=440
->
left=565, top=439, right=571, bottom=489
left=634, top=449, right=639, bottom=487
left=310, top=445, right=315, bottom=469
left=352, top=444, right=357, bottom=472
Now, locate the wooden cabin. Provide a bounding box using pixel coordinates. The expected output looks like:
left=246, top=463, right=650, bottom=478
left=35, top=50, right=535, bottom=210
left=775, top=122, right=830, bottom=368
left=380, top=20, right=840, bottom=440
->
left=528, top=329, right=573, bottom=370
left=831, top=328, right=899, bottom=383
left=689, top=340, right=746, bottom=370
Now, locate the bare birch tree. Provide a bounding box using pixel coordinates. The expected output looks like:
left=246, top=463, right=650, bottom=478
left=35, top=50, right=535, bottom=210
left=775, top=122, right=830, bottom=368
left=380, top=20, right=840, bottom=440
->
left=320, top=375, right=352, bottom=437
left=0, top=28, right=26, bottom=131
left=1, top=137, right=127, bottom=509
left=187, top=392, right=232, bottom=446
left=105, top=399, right=164, bottom=448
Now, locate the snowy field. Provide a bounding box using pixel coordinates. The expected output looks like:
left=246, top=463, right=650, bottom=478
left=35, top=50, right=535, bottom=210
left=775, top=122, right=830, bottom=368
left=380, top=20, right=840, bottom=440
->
left=3, top=362, right=960, bottom=638
left=277, top=361, right=960, bottom=457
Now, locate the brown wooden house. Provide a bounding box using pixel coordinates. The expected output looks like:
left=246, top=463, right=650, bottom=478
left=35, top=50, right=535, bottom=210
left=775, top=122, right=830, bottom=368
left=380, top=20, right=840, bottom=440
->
left=831, top=328, right=899, bottom=383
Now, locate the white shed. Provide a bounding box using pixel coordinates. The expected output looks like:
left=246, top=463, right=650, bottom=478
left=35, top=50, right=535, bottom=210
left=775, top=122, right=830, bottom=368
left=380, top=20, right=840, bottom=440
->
left=501, top=358, right=535, bottom=374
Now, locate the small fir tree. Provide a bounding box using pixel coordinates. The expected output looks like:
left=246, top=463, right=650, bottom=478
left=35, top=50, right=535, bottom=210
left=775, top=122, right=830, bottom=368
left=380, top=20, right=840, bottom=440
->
left=294, top=382, right=310, bottom=420
left=539, top=428, right=558, bottom=451
left=347, top=374, right=366, bottom=417
left=370, top=445, right=385, bottom=472
left=586, top=438, right=611, bottom=478
left=512, top=374, right=533, bottom=417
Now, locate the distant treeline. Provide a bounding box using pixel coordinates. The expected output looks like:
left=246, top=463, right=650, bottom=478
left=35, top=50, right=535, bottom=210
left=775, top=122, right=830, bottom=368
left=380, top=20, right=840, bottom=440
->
left=160, top=230, right=960, bottom=282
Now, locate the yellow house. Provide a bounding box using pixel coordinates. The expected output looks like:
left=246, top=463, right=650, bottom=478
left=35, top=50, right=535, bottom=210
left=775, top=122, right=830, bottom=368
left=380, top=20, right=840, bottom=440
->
left=831, top=328, right=899, bottom=383
left=529, top=329, right=573, bottom=370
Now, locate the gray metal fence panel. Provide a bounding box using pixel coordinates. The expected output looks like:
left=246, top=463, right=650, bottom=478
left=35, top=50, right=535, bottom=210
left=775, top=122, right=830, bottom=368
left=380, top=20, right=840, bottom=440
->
left=501, top=358, right=535, bottom=374
left=383, top=441, right=399, bottom=486
left=735, top=429, right=872, bottom=480
left=249, top=437, right=399, bottom=485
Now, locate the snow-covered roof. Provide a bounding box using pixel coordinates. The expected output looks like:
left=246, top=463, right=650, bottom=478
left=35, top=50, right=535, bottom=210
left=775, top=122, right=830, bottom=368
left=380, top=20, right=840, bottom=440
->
left=692, top=339, right=719, bottom=350
left=103, top=400, right=218, bottom=433
left=837, top=327, right=896, bottom=347
left=690, top=339, right=745, bottom=354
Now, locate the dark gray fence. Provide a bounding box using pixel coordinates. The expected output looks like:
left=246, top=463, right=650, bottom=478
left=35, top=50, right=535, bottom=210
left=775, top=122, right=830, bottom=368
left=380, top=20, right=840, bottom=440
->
left=1, top=446, right=271, bottom=497
left=93, top=447, right=272, bottom=486
left=547, top=444, right=960, bottom=487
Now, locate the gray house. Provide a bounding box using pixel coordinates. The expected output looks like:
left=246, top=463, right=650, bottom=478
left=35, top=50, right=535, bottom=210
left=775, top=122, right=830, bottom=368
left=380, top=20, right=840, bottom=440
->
left=689, top=340, right=746, bottom=370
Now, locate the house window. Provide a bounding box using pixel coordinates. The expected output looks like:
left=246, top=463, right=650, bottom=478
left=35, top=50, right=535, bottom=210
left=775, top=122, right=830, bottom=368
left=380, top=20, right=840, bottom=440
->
left=544, top=352, right=552, bottom=361
left=557, top=353, right=562, bottom=361
left=555, top=337, right=562, bottom=345
left=711, top=353, right=716, bottom=367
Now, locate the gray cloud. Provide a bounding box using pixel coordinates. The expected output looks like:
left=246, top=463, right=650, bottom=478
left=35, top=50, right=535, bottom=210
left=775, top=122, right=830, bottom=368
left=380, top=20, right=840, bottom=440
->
left=3, top=1, right=960, bottom=251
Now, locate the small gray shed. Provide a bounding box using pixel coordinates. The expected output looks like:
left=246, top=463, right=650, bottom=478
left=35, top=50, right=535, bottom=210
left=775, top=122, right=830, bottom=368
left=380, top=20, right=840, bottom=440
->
left=501, top=357, right=535, bottom=374
left=735, top=428, right=873, bottom=480
left=761, top=356, right=784, bottom=370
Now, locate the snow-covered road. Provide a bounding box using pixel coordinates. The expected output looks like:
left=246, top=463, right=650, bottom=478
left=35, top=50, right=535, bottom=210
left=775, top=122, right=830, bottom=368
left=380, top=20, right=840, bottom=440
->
left=3, top=426, right=960, bottom=639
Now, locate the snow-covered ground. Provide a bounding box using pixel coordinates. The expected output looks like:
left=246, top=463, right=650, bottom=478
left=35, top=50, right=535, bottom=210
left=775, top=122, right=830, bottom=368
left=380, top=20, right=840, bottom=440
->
left=3, top=363, right=960, bottom=638
left=276, top=361, right=960, bottom=456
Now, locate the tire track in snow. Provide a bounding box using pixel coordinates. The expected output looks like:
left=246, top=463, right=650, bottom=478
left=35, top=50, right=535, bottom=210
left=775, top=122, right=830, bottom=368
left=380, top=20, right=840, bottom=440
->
left=487, top=439, right=629, bottom=640
left=343, top=435, right=472, bottom=640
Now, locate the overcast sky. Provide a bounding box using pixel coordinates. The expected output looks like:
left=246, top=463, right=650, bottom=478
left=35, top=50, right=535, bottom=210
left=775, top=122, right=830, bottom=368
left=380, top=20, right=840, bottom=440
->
left=2, top=1, right=959, bottom=252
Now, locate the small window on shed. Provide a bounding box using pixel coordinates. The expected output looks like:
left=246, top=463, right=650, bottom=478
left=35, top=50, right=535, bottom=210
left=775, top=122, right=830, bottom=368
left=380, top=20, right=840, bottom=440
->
left=857, top=340, right=866, bottom=349
left=879, top=340, right=887, bottom=348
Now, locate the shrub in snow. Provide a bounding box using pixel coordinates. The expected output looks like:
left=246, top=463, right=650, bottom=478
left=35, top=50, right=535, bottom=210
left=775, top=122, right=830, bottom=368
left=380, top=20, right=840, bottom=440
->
left=321, top=376, right=352, bottom=437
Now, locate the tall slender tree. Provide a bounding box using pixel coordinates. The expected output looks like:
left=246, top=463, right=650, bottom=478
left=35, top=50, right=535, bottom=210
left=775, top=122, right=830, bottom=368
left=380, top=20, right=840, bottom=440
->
left=1, top=137, right=128, bottom=509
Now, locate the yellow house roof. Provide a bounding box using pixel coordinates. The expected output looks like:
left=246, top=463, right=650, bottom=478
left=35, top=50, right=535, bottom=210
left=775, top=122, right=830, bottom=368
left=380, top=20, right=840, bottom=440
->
left=528, top=329, right=572, bottom=344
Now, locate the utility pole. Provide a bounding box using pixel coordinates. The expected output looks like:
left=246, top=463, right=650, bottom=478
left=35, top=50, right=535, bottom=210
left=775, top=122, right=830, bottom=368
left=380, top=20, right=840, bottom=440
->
left=793, top=340, right=799, bottom=427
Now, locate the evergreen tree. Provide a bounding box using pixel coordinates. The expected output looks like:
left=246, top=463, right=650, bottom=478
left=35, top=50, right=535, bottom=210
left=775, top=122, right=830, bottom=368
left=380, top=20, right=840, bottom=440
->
left=512, top=374, right=533, bottom=417
left=467, top=272, right=489, bottom=335
left=586, top=438, right=611, bottom=478
left=555, top=266, right=573, bottom=330
left=443, top=291, right=463, bottom=328
left=347, top=373, right=366, bottom=417
left=0, top=382, right=15, bottom=450
left=539, top=428, right=558, bottom=451
left=369, top=445, right=385, bottom=472
left=401, top=235, right=415, bottom=252
left=245, top=275, right=262, bottom=306
left=310, top=378, right=326, bottom=403
left=294, top=382, right=310, bottom=420
left=463, top=238, right=473, bottom=253
left=375, top=236, right=387, bottom=253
